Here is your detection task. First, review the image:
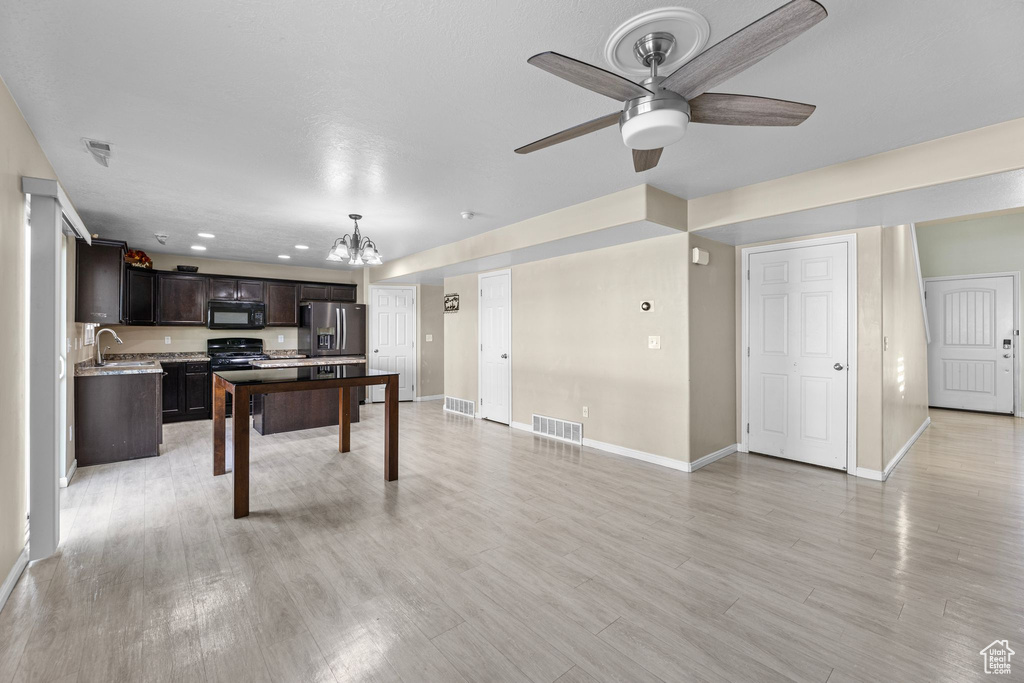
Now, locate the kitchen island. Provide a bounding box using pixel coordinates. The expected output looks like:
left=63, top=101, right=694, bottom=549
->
left=213, top=364, right=400, bottom=518
left=249, top=356, right=368, bottom=434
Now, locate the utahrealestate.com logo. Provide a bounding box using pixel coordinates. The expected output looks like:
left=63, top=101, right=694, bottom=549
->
left=980, top=640, right=1014, bottom=675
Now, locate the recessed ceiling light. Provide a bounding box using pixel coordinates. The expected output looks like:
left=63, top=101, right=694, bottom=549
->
left=190, top=245, right=206, bottom=251
left=278, top=254, right=290, bottom=259
left=294, top=244, right=309, bottom=250
left=197, top=232, right=215, bottom=238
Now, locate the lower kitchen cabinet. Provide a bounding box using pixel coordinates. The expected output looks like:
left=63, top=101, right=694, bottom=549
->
left=162, top=361, right=211, bottom=422
left=75, top=372, right=161, bottom=465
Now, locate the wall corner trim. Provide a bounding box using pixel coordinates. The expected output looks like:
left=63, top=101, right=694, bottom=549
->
left=0, top=547, right=29, bottom=614
left=854, top=467, right=885, bottom=481
left=689, top=444, right=738, bottom=472
left=883, top=415, right=931, bottom=480
left=59, top=459, right=77, bottom=488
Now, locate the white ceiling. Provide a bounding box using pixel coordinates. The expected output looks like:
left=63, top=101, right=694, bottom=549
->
left=2, top=0, right=1023, bottom=267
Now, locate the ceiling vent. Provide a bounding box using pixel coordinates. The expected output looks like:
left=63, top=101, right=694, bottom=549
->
left=83, top=139, right=112, bottom=167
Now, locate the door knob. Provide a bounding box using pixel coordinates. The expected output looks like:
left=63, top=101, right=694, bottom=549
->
left=833, top=362, right=844, bottom=371
left=501, top=353, right=508, bottom=359
left=1005, top=353, right=1012, bottom=358
left=374, top=349, right=379, bottom=353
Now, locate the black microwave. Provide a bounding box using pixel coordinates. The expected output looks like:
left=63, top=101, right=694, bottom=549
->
left=208, top=301, right=266, bottom=329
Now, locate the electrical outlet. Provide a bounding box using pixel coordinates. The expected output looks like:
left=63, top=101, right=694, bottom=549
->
left=648, top=335, right=661, bottom=350
left=582, top=406, right=589, bottom=418
left=425, top=334, right=433, bottom=342
left=278, top=334, right=285, bottom=343
left=164, top=336, right=172, bottom=345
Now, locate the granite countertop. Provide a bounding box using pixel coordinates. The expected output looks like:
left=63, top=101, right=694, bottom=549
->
left=104, top=352, right=212, bottom=362
left=75, top=359, right=163, bottom=377
left=265, top=350, right=305, bottom=359
left=250, top=356, right=366, bottom=368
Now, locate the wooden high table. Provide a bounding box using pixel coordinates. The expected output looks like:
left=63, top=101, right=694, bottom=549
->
left=212, top=365, right=400, bottom=518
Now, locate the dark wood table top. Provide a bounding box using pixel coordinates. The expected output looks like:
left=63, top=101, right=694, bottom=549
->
left=214, top=365, right=398, bottom=388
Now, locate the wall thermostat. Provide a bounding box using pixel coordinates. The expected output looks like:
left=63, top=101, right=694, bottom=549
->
left=641, top=301, right=652, bottom=312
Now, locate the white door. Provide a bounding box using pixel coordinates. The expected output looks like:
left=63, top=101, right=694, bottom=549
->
left=925, top=275, right=1015, bottom=413
left=370, top=286, right=415, bottom=402
left=479, top=271, right=511, bottom=424
left=748, top=242, right=849, bottom=469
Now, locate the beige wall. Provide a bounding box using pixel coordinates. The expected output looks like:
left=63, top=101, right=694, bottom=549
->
left=916, top=211, right=1024, bottom=408
left=881, top=225, right=930, bottom=469
left=444, top=233, right=693, bottom=461
left=736, top=227, right=886, bottom=472
left=0, top=76, right=59, bottom=582
left=688, top=234, right=737, bottom=458
left=417, top=285, right=444, bottom=397
left=443, top=273, right=479, bottom=405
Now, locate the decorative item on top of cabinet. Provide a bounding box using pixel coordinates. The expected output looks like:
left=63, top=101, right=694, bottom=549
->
left=157, top=273, right=207, bottom=325
left=266, top=282, right=299, bottom=326
left=75, top=237, right=127, bottom=324
left=126, top=268, right=157, bottom=325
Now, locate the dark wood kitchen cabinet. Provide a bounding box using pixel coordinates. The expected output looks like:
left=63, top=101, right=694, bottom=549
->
left=266, top=282, right=299, bottom=326
left=161, top=361, right=211, bottom=422
left=157, top=273, right=207, bottom=325
left=75, top=372, right=161, bottom=465
left=299, top=283, right=330, bottom=301
left=75, top=238, right=127, bottom=324
left=125, top=268, right=157, bottom=324
left=330, top=284, right=357, bottom=302
left=208, top=277, right=264, bottom=302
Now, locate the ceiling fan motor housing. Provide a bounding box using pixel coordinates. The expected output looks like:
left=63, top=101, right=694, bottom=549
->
left=620, top=79, right=690, bottom=150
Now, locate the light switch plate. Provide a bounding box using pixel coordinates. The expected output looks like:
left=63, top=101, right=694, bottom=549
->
left=278, top=334, right=285, bottom=343
left=648, top=335, right=661, bottom=350
left=426, top=334, right=433, bottom=342
left=164, top=336, right=171, bottom=345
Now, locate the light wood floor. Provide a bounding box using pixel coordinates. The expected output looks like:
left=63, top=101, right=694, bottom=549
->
left=1, top=404, right=1022, bottom=682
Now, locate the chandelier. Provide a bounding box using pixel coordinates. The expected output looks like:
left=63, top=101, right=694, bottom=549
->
left=326, top=214, right=382, bottom=266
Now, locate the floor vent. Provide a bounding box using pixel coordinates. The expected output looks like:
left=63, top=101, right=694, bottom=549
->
left=532, top=414, right=583, bottom=445
left=444, top=396, right=475, bottom=417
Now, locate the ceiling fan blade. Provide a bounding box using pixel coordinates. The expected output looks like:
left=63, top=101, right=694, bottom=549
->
left=528, top=52, right=652, bottom=101
left=515, top=112, right=621, bottom=155
left=632, top=148, right=663, bottom=172
left=661, top=0, right=827, bottom=100
left=689, top=93, right=815, bottom=126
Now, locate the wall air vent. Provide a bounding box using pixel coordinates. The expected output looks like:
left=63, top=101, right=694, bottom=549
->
left=83, top=138, right=112, bottom=167
left=532, top=414, right=583, bottom=445
left=444, top=396, right=475, bottom=417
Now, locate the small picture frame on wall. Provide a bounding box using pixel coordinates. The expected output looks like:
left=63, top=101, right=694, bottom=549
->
left=444, top=293, right=460, bottom=313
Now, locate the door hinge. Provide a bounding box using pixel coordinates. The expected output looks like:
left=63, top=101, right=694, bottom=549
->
left=480, top=289, right=483, bottom=296
left=480, top=398, right=483, bottom=405
left=480, top=343, right=483, bottom=351
left=746, top=423, right=750, bottom=433
left=747, top=269, right=750, bottom=280
left=747, top=346, right=750, bottom=357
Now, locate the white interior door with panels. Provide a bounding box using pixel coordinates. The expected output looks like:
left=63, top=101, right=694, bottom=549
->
left=479, top=270, right=511, bottom=424
left=369, top=286, right=416, bottom=402
left=925, top=274, right=1017, bottom=414
left=744, top=237, right=855, bottom=471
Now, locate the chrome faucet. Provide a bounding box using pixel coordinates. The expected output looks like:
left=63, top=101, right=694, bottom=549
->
left=95, top=328, right=124, bottom=366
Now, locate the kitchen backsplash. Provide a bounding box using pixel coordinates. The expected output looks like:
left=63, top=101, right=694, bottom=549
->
left=104, top=325, right=300, bottom=354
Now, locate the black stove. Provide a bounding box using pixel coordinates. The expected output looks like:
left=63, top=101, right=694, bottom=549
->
left=207, top=338, right=270, bottom=372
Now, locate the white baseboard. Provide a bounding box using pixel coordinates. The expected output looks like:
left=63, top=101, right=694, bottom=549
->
left=883, top=415, right=930, bottom=479
left=736, top=443, right=749, bottom=453
left=689, top=443, right=738, bottom=471
left=59, top=458, right=77, bottom=488
left=513, top=422, right=735, bottom=473
left=854, top=415, right=931, bottom=482
left=0, top=547, right=28, bottom=613
left=414, top=394, right=444, bottom=402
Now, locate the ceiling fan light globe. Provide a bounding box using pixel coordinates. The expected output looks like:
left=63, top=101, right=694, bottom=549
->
left=621, top=109, right=689, bottom=150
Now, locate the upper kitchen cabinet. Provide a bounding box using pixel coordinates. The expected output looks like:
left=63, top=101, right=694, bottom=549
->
left=125, top=268, right=157, bottom=325
left=330, top=284, right=357, bottom=302
left=299, top=283, right=329, bottom=301
left=157, top=273, right=207, bottom=325
left=266, top=282, right=299, bottom=326
left=208, top=277, right=264, bottom=302
left=75, top=238, right=127, bottom=324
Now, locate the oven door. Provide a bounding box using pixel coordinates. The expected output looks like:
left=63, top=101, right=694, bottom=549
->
left=208, top=302, right=266, bottom=329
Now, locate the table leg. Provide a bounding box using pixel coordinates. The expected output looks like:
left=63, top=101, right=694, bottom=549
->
left=233, top=387, right=250, bottom=518
left=339, top=386, right=351, bottom=453
left=213, top=381, right=226, bottom=476
left=384, top=376, right=398, bottom=481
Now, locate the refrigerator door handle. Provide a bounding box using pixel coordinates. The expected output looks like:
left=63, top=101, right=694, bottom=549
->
left=339, top=307, right=346, bottom=350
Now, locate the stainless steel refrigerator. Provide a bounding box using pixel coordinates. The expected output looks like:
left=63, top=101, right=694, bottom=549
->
left=298, top=302, right=366, bottom=357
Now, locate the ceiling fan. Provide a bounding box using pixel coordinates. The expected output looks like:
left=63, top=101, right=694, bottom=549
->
left=515, top=0, right=827, bottom=172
